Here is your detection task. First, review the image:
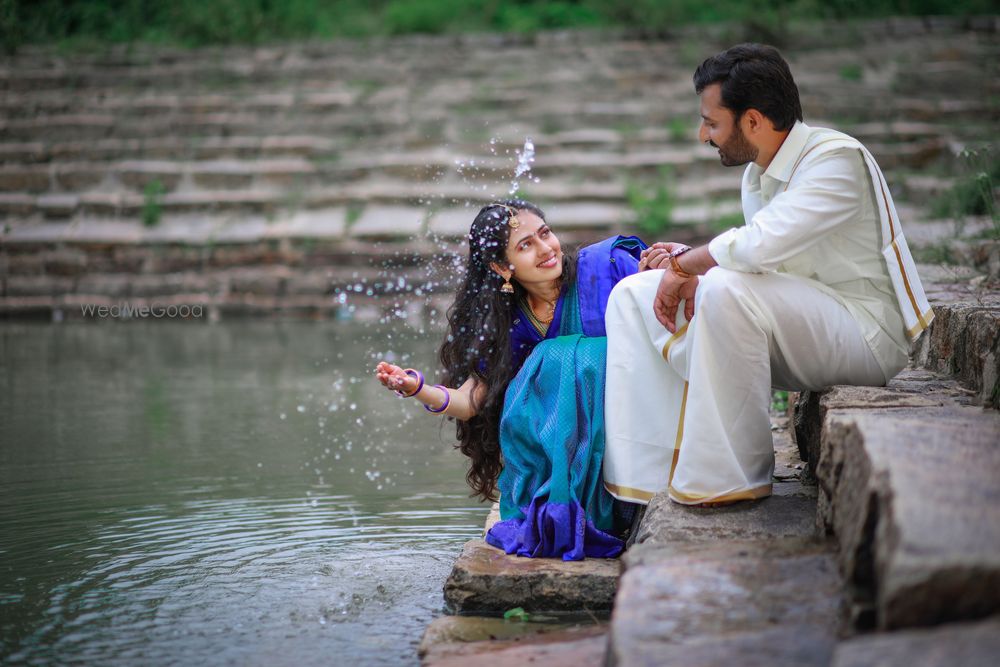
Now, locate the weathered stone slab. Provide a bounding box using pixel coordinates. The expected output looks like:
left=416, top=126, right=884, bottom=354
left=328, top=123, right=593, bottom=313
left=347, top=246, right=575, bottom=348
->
left=831, top=616, right=1000, bottom=667
left=422, top=624, right=606, bottom=667
left=418, top=615, right=603, bottom=658
left=349, top=206, right=425, bottom=239
left=4, top=274, right=75, bottom=297
left=269, top=209, right=345, bottom=240
left=817, top=407, right=1000, bottom=629
left=483, top=502, right=500, bottom=535
left=608, top=539, right=844, bottom=667
left=443, top=540, right=620, bottom=614
left=630, top=424, right=817, bottom=550
left=629, top=484, right=818, bottom=551
left=0, top=165, right=50, bottom=192
left=426, top=208, right=473, bottom=237
left=4, top=222, right=72, bottom=243
left=793, top=370, right=976, bottom=472
left=66, top=219, right=143, bottom=244
left=911, top=301, right=1000, bottom=408
left=36, top=193, right=78, bottom=218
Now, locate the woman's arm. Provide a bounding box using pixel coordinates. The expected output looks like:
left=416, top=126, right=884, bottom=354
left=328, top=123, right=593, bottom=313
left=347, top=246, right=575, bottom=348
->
left=374, top=361, right=483, bottom=421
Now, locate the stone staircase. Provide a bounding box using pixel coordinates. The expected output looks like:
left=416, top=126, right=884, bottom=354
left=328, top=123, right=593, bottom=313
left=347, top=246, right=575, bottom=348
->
left=421, top=284, right=1000, bottom=667
left=1, top=18, right=997, bottom=321
left=422, top=274, right=999, bottom=666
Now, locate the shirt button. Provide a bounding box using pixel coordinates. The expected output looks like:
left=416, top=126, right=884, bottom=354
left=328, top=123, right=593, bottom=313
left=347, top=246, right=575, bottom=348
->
left=609, top=257, right=616, bottom=263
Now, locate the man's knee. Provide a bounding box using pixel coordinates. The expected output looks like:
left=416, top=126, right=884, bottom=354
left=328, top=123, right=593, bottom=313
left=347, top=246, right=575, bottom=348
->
left=696, top=267, right=750, bottom=314
left=608, top=270, right=658, bottom=313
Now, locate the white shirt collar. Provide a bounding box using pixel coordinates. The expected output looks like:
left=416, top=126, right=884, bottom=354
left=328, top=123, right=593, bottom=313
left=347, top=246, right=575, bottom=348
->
left=761, top=120, right=811, bottom=184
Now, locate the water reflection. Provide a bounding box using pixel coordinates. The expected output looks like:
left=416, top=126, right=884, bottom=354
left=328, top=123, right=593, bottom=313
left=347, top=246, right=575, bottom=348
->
left=0, top=321, right=486, bottom=666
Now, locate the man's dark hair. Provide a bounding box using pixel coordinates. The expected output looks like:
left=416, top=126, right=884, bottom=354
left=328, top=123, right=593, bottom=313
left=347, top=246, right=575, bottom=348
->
left=693, top=43, right=802, bottom=131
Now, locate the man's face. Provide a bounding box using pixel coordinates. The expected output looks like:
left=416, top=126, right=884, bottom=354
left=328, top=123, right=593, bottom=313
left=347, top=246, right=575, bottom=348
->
left=698, top=83, right=758, bottom=167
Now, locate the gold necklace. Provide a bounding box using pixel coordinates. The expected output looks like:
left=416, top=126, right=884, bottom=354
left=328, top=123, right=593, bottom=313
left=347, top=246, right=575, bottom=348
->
left=519, top=293, right=557, bottom=338
left=528, top=294, right=556, bottom=324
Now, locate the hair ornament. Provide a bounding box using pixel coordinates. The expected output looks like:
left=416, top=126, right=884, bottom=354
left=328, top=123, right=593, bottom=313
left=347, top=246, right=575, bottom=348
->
left=491, top=203, right=521, bottom=230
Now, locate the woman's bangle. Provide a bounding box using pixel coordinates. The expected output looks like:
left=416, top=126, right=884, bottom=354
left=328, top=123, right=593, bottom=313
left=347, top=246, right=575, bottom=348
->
left=424, top=385, right=450, bottom=413
left=395, top=369, right=424, bottom=398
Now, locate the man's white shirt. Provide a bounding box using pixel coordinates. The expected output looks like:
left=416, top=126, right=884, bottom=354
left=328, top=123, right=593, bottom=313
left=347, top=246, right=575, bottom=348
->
left=708, top=120, right=910, bottom=381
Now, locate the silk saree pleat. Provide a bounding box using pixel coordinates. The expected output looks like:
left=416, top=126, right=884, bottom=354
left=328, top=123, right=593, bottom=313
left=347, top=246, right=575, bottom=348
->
left=485, top=281, right=624, bottom=560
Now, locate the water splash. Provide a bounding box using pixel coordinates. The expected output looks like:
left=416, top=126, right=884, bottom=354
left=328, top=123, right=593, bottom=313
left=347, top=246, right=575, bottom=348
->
left=509, top=137, right=535, bottom=195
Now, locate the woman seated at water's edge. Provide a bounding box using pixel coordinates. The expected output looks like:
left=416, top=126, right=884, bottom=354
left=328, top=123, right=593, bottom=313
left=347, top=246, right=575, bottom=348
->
left=374, top=200, right=647, bottom=561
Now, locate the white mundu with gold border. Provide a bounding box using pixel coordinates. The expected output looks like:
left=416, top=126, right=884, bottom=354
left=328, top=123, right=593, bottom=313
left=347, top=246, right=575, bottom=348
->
left=603, top=122, right=933, bottom=506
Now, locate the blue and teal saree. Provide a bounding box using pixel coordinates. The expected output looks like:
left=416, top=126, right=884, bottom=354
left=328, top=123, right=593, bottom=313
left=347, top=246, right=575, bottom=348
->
left=485, top=236, right=646, bottom=561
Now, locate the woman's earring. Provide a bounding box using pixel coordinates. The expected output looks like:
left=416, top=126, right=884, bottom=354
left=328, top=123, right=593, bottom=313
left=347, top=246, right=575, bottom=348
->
left=500, top=275, right=514, bottom=294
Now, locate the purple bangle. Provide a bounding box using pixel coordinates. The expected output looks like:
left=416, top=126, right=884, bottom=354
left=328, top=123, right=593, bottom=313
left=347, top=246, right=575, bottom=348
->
left=424, top=385, right=450, bottom=413
left=395, top=369, right=424, bottom=398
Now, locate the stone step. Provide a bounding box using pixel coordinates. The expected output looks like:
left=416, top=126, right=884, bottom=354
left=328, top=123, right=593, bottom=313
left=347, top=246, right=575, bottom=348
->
left=0, top=149, right=726, bottom=192
left=0, top=159, right=318, bottom=193
left=793, top=373, right=1000, bottom=631
left=0, top=180, right=745, bottom=225
left=0, top=90, right=360, bottom=117
left=1, top=24, right=992, bottom=96
left=911, top=298, right=1000, bottom=408
left=0, top=136, right=344, bottom=163
left=831, top=616, right=1000, bottom=667
left=628, top=419, right=818, bottom=549
left=442, top=539, right=620, bottom=614
left=607, top=538, right=844, bottom=667
left=0, top=111, right=985, bottom=156
left=3, top=83, right=992, bottom=130
left=0, top=138, right=962, bottom=205
left=0, top=116, right=973, bottom=165
left=605, top=422, right=842, bottom=666
left=421, top=623, right=607, bottom=667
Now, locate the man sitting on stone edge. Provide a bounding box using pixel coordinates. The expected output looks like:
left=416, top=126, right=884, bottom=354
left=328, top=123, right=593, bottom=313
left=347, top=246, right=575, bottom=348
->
left=602, top=43, right=933, bottom=508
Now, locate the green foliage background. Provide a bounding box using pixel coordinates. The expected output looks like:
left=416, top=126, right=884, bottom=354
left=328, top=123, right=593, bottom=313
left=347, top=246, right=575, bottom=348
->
left=1, top=0, right=995, bottom=51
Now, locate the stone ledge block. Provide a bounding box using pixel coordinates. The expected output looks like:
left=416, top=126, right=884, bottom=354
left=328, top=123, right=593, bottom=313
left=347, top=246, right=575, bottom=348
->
left=793, top=369, right=977, bottom=471
left=911, top=301, right=1000, bottom=408
left=422, top=624, right=606, bottom=667
left=418, top=615, right=603, bottom=660
left=831, top=616, right=1000, bottom=667
left=628, top=483, right=817, bottom=555
left=608, top=539, right=843, bottom=667
left=443, top=540, right=619, bottom=614
left=817, top=407, right=1000, bottom=629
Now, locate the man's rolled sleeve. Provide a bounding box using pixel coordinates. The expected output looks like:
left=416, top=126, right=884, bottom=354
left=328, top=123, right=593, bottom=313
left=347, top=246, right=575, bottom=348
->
left=707, top=148, right=865, bottom=273
left=708, top=227, right=746, bottom=271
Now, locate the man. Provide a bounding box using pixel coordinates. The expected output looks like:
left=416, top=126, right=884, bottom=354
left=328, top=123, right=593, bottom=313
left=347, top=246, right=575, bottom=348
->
left=602, top=44, right=932, bottom=507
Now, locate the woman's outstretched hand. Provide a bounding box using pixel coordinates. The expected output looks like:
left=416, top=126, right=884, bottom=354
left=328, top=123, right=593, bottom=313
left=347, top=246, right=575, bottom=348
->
left=375, top=361, right=418, bottom=396
left=638, top=242, right=690, bottom=271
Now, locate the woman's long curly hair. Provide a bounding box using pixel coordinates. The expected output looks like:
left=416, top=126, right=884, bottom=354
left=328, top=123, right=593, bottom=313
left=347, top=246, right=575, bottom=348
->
left=438, top=199, right=576, bottom=502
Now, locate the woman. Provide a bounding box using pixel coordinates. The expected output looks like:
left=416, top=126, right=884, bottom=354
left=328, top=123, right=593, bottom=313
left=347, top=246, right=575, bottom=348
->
left=375, top=200, right=646, bottom=560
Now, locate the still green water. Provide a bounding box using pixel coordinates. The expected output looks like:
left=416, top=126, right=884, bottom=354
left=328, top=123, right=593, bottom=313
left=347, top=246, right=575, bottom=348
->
left=0, top=320, right=486, bottom=666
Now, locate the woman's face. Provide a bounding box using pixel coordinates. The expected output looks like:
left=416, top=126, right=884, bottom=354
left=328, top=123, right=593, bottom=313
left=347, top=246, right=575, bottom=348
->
left=498, top=210, right=562, bottom=288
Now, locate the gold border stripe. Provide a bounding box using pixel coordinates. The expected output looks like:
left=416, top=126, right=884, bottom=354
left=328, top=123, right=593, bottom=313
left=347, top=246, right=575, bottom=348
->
left=667, top=483, right=773, bottom=506
left=668, top=381, right=689, bottom=486
left=604, top=481, right=655, bottom=502
left=660, top=322, right=689, bottom=361
left=783, top=137, right=929, bottom=338
left=907, top=307, right=935, bottom=339
left=869, top=154, right=927, bottom=333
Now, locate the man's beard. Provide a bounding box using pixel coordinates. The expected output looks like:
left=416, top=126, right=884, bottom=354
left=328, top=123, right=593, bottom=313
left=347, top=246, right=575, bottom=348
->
left=710, top=124, right=758, bottom=167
